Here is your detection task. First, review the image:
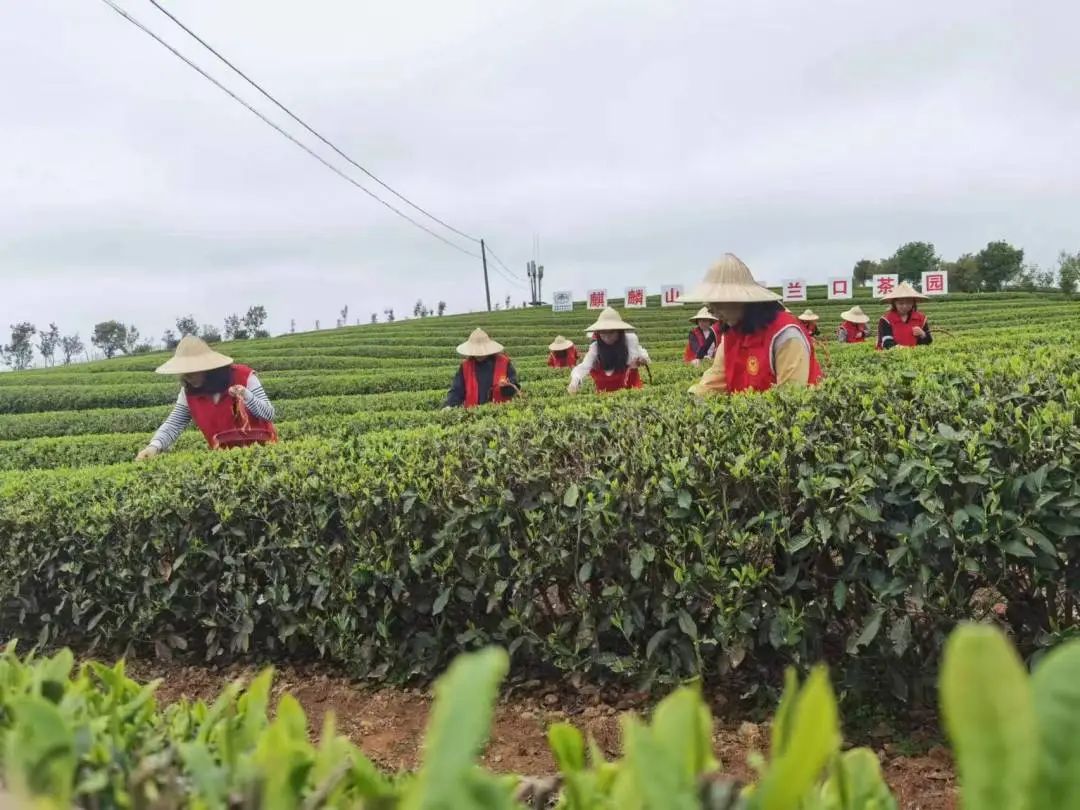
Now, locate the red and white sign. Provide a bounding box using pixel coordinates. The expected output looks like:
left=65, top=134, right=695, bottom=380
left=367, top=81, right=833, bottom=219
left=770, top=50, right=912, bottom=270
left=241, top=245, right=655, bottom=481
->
left=624, top=286, right=647, bottom=308
left=587, top=289, right=608, bottom=310
left=827, top=278, right=853, bottom=300
left=661, top=285, right=684, bottom=307
left=922, top=271, right=949, bottom=296
left=782, top=279, right=807, bottom=302
left=872, top=274, right=900, bottom=299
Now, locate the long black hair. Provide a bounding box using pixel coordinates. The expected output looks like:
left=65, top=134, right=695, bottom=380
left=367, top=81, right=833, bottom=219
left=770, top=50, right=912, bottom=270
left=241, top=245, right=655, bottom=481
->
left=184, top=364, right=233, bottom=395
left=595, top=333, right=630, bottom=372
left=733, top=302, right=785, bottom=335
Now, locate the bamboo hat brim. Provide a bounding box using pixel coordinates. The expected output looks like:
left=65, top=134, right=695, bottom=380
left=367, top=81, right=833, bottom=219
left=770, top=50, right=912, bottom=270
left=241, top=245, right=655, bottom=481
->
left=689, top=306, right=719, bottom=323
left=585, top=307, right=635, bottom=333
left=798, top=309, right=820, bottom=321
left=840, top=305, right=871, bottom=324
left=548, top=335, right=574, bottom=351
left=457, top=328, right=504, bottom=357
left=155, top=335, right=233, bottom=375
left=683, top=254, right=783, bottom=303
left=881, top=281, right=929, bottom=301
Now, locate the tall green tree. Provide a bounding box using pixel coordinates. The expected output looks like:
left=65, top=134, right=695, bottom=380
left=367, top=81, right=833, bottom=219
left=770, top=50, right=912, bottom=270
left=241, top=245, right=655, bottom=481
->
left=37, top=323, right=60, bottom=367
left=852, top=259, right=878, bottom=285
left=223, top=314, right=248, bottom=341
left=975, top=241, right=1024, bottom=291
left=942, top=254, right=981, bottom=293
left=122, top=325, right=141, bottom=355
left=1058, top=250, right=1080, bottom=296
left=882, top=242, right=940, bottom=283
left=175, top=315, right=198, bottom=337
left=2, top=322, right=37, bottom=371
left=243, top=305, right=267, bottom=335
left=92, top=321, right=127, bottom=359
left=60, top=334, right=84, bottom=365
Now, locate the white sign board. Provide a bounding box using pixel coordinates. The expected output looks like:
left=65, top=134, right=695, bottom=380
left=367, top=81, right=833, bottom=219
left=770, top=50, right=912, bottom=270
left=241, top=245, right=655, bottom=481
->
left=586, top=289, right=608, bottom=310
left=661, top=285, right=684, bottom=307
left=781, top=279, right=808, bottom=302
left=827, top=277, right=853, bottom=300
left=624, top=286, right=647, bottom=308
left=872, top=274, right=901, bottom=299
left=921, top=271, right=949, bottom=296
left=551, top=290, right=573, bottom=313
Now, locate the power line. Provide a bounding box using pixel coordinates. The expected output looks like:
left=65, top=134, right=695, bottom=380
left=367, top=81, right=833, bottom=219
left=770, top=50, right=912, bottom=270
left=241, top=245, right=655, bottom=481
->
left=143, top=0, right=480, bottom=245
left=98, top=0, right=480, bottom=259
left=484, top=245, right=528, bottom=288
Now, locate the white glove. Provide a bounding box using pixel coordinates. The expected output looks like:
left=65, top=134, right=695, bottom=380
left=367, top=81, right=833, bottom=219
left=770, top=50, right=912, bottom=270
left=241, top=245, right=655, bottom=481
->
left=567, top=380, right=580, bottom=395
left=691, top=358, right=701, bottom=367
left=135, top=445, right=160, bottom=462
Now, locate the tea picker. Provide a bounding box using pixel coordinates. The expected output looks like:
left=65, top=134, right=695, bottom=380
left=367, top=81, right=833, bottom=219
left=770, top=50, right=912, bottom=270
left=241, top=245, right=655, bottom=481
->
left=135, top=336, right=278, bottom=460
left=686, top=254, right=822, bottom=395
left=567, top=307, right=651, bottom=394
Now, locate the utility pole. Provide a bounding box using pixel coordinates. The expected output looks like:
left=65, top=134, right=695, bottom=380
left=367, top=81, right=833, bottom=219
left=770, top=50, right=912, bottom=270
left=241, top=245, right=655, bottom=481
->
left=480, top=238, right=492, bottom=312
left=537, top=264, right=544, bottom=304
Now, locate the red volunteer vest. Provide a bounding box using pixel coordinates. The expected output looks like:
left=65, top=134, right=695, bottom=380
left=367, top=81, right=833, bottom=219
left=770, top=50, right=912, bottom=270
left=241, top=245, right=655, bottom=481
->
left=684, top=327, right=708, bottom=362
left=186, top=365, right=277, bottom=448
left=590, top=367, right=642, bottom=392
left=876, top=309, right=927, bottom=350
left=547, top=347, right=578, bottom=368
left=723, top=312, right=823, bottom=392
left=463, top=354, right=512, bottom=408
left=799, top=321, right=819, bottom=338
left=839, top=321, right=867, bottom=343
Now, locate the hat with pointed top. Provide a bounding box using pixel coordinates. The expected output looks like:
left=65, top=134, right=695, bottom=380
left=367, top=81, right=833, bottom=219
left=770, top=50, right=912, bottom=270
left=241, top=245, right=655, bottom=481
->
left=457, top=328, right=504, bottom=357
left=684, top=254, right=783, bottom=303
left=155, top=335, right=233, bottom=375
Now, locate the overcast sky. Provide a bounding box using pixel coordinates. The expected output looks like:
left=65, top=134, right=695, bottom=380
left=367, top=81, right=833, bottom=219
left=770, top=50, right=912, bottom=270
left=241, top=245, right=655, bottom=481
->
left=3, top=0, right=1078, bottom=348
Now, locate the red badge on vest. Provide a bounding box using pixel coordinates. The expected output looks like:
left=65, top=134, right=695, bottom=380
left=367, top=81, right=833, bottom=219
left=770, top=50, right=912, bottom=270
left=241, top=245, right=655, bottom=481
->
left=746, top=356, right=760, bottom=376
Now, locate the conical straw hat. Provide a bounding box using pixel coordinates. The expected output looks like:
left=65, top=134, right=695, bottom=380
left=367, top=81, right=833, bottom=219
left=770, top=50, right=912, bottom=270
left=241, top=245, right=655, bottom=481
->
left=683, top=254, right=782, bottom=303
left=689, top=306, right=718, bottom=323
left=881, top=281, right=928, bottom=301
left=585, top=307, right=635, bottom=333
left=548, top=335, right=574, bottom=351
left=457, top=328, right=504, bottom=357
left=155, top=335, right=233, bottom=375
left=840, top=305, right=870, bottom=324
left=798, top=309, right=820, bottom=321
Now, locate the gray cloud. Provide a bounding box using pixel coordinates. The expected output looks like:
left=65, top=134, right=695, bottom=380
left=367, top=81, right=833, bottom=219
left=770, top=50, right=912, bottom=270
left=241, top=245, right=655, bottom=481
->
left=2, top=0, right=1078, bottom=351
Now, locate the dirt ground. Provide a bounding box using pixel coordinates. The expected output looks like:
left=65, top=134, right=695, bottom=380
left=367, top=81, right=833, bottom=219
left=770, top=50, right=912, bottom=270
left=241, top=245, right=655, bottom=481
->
left=127, top=660, right=956, bottom=809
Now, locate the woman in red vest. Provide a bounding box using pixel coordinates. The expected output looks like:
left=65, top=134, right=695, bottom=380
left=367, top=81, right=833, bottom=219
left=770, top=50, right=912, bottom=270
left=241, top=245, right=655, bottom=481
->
left=444, top=329, right=520, bottom=408
left=136, top=336, right=277, bottom=460
left=686, top=254, right=822, bottom=395
left=684, top=307, right=721, bottom=365
left=568, top=307, right=650, bottom=394
left=876, top=282, right=932, bottom=350
left=837, top=305, right=871, bottom=343
left=547, top=336, right=578, bottom=368
left=797, top=309, right=820, bottom=338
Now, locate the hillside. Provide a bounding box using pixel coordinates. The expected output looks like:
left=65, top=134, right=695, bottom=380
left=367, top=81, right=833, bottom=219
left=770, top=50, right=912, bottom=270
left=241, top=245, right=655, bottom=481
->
left=0, top=288, right=1078, bottom=693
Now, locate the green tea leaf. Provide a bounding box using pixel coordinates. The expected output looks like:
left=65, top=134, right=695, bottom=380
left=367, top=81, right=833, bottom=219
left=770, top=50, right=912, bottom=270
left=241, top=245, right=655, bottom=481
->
left=940, top=623, right=1036, bottom=810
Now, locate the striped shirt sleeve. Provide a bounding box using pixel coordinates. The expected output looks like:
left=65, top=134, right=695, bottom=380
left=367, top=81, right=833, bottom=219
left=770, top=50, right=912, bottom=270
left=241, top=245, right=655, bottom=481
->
left=149, top=391, right=192, bottom=451
left=243, top=373, right=275, bottom=421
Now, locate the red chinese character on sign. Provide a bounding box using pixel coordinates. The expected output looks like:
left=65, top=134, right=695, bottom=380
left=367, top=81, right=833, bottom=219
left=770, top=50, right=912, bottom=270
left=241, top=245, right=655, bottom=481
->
left=663, top=287, right=681, bottom=305
left=832, top=279, right=849, bottom=297
left=588, top=290, right=606, bottom=309
left=925, top=273, right=944, bottom=293
left=785, top=281, right=804, bottom=298
left=626, top=288, right=644, bottom=307
left=875, top=275, right=896, bottom=296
